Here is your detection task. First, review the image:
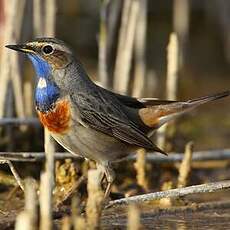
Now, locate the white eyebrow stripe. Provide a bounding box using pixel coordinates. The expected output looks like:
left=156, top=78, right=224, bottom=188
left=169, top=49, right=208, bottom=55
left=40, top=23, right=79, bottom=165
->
left=37, top=78, right=47, bottom=89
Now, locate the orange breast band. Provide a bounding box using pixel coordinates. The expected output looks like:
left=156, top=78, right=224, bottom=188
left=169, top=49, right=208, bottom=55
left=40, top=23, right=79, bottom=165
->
left=37, top=99, right=71, bottom=134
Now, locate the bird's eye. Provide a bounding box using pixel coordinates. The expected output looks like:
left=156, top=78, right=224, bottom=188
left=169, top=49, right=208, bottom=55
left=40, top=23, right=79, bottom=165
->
left=42, top=45, right=53, bottom=54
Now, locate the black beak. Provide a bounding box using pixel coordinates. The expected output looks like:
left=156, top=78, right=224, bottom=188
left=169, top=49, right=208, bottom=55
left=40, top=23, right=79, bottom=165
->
left=5, top=44, right=35, bottom=54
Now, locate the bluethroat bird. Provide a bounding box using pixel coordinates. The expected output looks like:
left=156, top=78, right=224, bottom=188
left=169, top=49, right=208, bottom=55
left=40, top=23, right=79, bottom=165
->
left=6, top=38, right=230, bottom=198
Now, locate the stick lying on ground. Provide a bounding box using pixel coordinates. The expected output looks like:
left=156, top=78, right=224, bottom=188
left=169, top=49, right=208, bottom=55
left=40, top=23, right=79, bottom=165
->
left=106, top=180, right=230, bottom=208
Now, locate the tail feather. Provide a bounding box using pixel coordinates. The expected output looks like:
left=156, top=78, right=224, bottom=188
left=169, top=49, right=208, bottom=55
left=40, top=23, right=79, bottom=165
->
left=187, top=90, right=230, bottom=105
left=138, top=90, right=230, bottom=129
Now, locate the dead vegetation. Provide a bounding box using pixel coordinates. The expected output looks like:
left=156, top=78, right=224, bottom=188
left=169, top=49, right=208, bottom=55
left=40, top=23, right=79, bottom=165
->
left=0, top=0, right=230, bottom=229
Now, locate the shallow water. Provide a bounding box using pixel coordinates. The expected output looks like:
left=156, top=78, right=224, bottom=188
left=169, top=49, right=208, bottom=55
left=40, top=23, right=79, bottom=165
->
left=102, top=200, right=230, bottom=229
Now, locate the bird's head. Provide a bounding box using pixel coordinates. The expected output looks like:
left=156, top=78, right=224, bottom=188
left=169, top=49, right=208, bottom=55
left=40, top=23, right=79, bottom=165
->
left=6, top=38, right=79, bottom=112
left=6, top=38, right=73, bottom=78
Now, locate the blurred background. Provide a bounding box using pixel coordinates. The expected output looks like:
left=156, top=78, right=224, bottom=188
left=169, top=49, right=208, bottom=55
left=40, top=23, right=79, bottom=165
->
left=0, top=0, right=229, bottom=153
left=0, top=2, right=229, bottom=226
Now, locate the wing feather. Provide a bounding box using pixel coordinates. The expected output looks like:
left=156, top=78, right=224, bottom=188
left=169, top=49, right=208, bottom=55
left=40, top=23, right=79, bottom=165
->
left=71, top=91, right=157, bottom=150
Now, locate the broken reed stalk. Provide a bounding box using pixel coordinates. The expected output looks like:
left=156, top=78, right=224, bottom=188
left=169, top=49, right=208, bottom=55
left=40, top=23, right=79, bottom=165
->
left=39, top=129, right=55, bottom=230
left=61, top=216, right=71, bottom=230
left=15, top=178, right=37, bottom=230
left=72, top=196, right=86, bottom=230
left=86, top=169, right=104, bottom=230
left=159, top=181, right=173, bottom=207
left=15, top=211, right=33, bottom=230
left=134, top=148, right=148, bottom=191
left=177, top=142, right=193, bottom=188
left=127, top=205, right=141, bottom=230
left=107, top=180, right=230, bottom=207
left=132, top=0, right=147, bottom=97
left=114, top=0, right=140, bottom=94
left=157, top=33, right=179, bottom=150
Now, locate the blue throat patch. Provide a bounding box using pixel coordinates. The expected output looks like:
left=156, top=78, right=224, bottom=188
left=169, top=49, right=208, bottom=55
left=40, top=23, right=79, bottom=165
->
left=28, top=54, right=60, bottom=112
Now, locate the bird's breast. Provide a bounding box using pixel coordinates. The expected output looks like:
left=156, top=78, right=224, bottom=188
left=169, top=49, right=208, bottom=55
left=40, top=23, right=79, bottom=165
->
left=37, top=99, right=71, bottom=134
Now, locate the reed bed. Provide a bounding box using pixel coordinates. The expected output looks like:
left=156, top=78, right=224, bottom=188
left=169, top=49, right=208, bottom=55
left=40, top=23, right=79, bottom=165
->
left=0, top=0, right=229, bottom=229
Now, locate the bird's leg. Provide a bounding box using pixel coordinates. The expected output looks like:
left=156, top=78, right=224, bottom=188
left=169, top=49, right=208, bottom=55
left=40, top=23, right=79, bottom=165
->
left=104, top=165, right=115, bottom=200
left=96, top=162, right=115, bottom=199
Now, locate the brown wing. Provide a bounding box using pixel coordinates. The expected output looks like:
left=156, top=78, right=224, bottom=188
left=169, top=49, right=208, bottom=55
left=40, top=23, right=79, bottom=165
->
left=71, top=89, right=166, bottom=154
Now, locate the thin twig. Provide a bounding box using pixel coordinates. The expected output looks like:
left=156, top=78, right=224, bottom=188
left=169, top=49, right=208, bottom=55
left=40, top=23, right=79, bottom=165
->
left=0, top=117, right=39, bottom=126
left=0, top=159, right=24, bottom=190
left=107, top=180, right=230, bottom=208
left=1, top=149, right=230, bottom=163
left=54, top=175, right=86, bottom=209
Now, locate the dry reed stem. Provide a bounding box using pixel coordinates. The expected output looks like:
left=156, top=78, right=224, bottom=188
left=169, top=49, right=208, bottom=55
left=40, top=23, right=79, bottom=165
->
left=157, top=33, right=179, bottom=149
left=134, top=148, right=148, bottom=191
left=10, top=0, right=26, bottom=122
left=15, top=178, right=38, bottom=230
left=61, top=216, right=71, bottom=230
left=33, top=0, right=44, bottom=36
left=74, top=218, right=87, bottom=230
left=24, top=178, right=38, bottom=229
left=114, top=0, right=139, bottom=94
left=127, top=205, right=140, bottom=230
left=0, top=0, right=26, bottom=121
left=159, top=181, right=173, bottom=207
left=23, top=80, right=34, bottom=117
left=72, top=196, right=87, bottom=230
left=173, top=0, right=189, bottom=65
left=114, top=0, right=131, bottom=91
left=11, top=54, right=25, bottom=120
left=15, top=211, right=33, bottom=230
left=132, top=0, right=147, bottom=97
left=177, top=142, right=193, bottom=188
left=86, top=169, right=104, bottom=230
left=173, top=0, right=189, bottom=43
left=44, top=0, right=56, bottom=37
left=107, top=180, right=230, bottom=207
left=39, top=130, right=55, bottom=230
left=98, top=0, right=109, bottom=88
left=0, top=0, right=16, bottom=119
left=71, top=196, right=86, bottom=230
left=39, top=172, right=52, bottom=230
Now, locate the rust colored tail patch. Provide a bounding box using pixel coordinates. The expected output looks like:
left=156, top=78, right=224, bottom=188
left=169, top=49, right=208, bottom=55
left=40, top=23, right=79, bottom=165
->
left=37, top=99, right=71, bottom=134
